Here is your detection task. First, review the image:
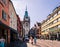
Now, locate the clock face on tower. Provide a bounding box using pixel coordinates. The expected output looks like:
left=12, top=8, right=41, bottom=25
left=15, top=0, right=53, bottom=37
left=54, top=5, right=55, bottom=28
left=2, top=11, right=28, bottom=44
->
left=25, top=18, right=28, bottom=21
left=25, top=16, right=29, bottom=21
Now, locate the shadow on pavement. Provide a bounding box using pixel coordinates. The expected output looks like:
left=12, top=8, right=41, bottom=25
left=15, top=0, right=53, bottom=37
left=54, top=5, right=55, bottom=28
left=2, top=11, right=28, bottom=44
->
left=10, top=39, right=27, bottom=47
left=20, top=42, right=27, bottom=47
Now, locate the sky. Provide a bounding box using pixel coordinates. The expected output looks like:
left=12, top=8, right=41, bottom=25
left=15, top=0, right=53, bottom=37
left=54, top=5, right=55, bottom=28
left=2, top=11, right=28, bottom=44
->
left=11, top=0, right=60, bottom=28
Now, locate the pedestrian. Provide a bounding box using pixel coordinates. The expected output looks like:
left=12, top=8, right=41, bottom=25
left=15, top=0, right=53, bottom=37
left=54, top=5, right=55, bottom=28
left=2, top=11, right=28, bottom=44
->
left=30, top=36, right=33, bottom=44
left=0, top=37, right=5, bottom=47
left=34, top=37, right=36, bottom=45
left=29, top=36, right=33, bottom=44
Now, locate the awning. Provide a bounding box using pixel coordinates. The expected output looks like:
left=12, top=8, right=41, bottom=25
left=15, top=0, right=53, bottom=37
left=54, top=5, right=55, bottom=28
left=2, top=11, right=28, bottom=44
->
left=0, top=21, right=10, bottom=28
left=41, top=31, right=49, bottom=35
left=0, top=21, right=18, bottom=34
left=10, top=27, right=18, bottom=34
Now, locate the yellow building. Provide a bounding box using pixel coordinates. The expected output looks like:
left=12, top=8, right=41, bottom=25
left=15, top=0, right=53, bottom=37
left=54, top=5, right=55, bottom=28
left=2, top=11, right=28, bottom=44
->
left=41, top=6, right=60, bottom=40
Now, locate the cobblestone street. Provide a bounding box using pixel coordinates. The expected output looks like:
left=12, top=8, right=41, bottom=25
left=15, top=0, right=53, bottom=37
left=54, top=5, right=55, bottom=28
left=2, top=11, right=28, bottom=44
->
left=27, top=39, right=60, bottom=47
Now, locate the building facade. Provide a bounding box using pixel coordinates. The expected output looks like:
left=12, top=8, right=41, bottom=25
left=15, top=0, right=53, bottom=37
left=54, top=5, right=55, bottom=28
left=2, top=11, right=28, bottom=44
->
left=17, top=14, right=23, bottom=38
left=9, top=0, right=17, bottom=30
left=23, top=8, right=30, bottom=37
left=0, top=0, right=10, bottom=46
left=0, top=0, right=23, bottom=46
left=36, top=22, right=41, bottom=38
left=41, top=6, right=60, bottom=40
left=9, top=0, right=18, bottom=44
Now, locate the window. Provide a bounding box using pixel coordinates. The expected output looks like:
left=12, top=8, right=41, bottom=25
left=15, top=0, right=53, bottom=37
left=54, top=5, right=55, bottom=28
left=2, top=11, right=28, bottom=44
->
left=50, top=17, right=53, bottom=20
left=58, top=11, right=60, bottom=14
left=49, top=22, right=53, bottom=26
left=47, top=20, right=49, bottom=23
left=54, top=26, right=58, bottom=29
left=53, top=13, right=57, bottom=17
left=48, top=20, right=49, bottom=22
left=53, top=20, right=57, bottom=23
left=58, top=18, right=60, bottom=21
left=2, top=0, right=6, bottom=5
left=58, top=25, right=60, bottom=28
left=26, top=23, right=28, bottom=26
left=2, top=10, right=6, bottom=20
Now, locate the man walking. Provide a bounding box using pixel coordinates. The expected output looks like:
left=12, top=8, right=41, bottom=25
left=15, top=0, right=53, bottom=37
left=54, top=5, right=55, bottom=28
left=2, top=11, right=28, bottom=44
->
left=34, top=37, right=36, bottom=45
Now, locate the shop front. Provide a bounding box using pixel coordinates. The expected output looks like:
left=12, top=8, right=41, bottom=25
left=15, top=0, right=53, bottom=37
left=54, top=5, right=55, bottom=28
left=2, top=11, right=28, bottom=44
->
left=56, top=32, right=60, bottom=40
left=41, top=31, right=49, bottom=39
left=10, top=28, right=18, bottom=47
left=0, top=21, right=10, bottom=47
left=10, top=29, right=18, bottom=42
left=0, top=21, right=18, bottom=47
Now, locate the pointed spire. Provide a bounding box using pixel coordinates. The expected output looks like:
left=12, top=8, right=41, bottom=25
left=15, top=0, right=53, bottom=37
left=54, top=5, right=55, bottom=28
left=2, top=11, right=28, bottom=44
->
left=24, top=6, right=28, bottom=17
left=26, top=5, right=27, bottom=11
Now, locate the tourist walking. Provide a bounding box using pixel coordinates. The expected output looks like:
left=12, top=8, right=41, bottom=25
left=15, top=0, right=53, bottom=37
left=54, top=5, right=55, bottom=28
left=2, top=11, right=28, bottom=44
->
left=34, top=37, right=36, bottom=45
left=0, top=37, right=5, bottom=47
